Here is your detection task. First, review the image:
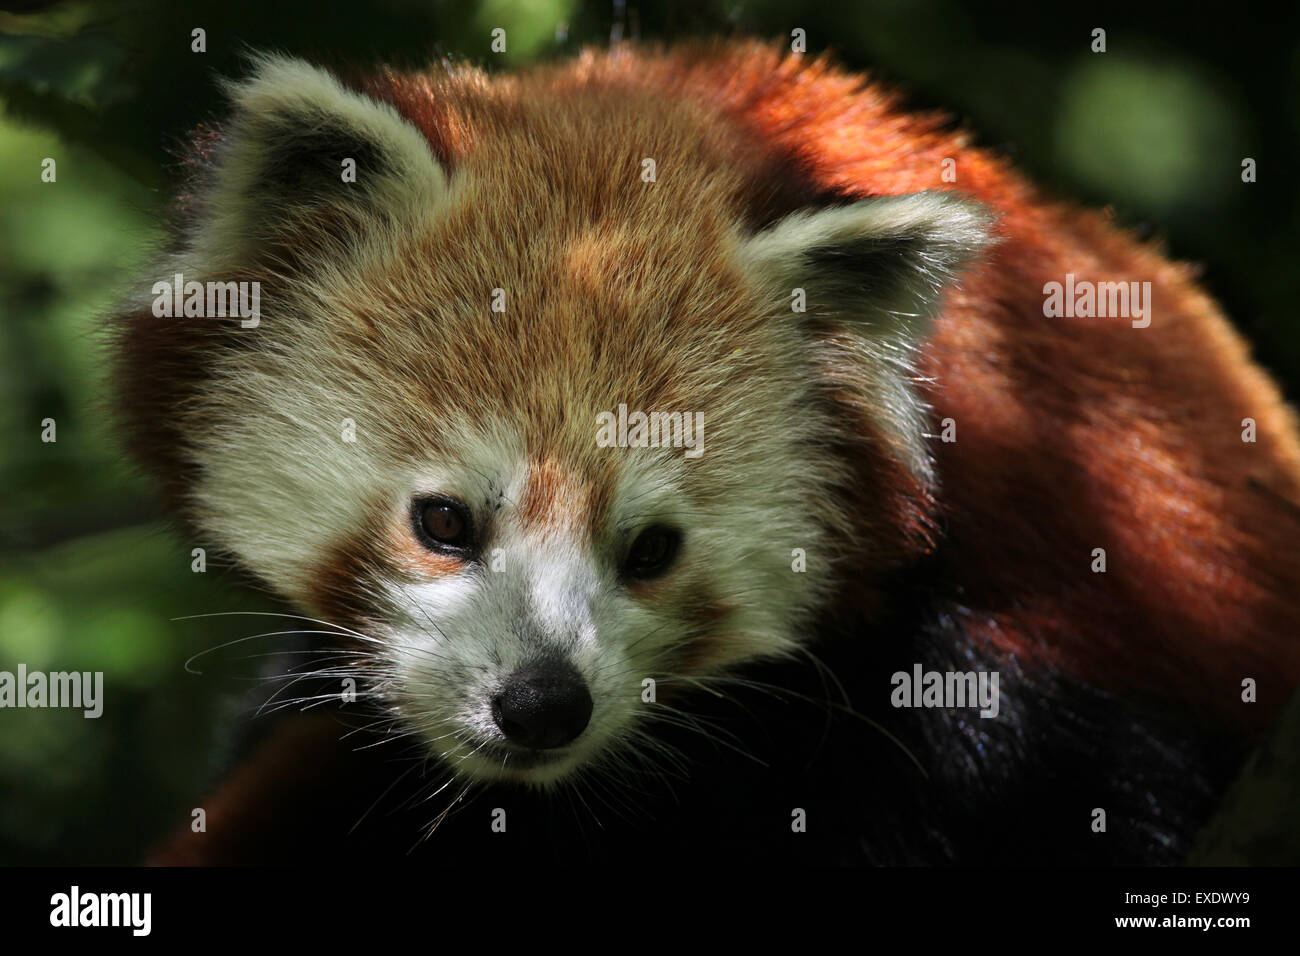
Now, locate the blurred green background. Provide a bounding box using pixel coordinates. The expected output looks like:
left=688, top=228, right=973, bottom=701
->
left=1, top=0, right=1297, bottom=864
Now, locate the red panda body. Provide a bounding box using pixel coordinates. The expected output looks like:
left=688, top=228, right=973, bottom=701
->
left=116, top=42, right=1300, bottom=865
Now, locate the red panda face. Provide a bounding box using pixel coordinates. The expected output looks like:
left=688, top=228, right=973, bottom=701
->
left=117, top=55, right=990, bottom=787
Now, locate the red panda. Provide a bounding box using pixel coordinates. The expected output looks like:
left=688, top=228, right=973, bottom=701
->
left=113, top=40, right=1300, bottom=865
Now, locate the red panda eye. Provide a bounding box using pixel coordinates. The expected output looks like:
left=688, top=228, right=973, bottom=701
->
left=623, top=526, right=682, bottom=581
left=414, top=498, right=473, bottom=551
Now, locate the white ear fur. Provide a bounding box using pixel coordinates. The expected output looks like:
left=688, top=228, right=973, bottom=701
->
left=196, top=54, right=447, bottom=269
left=740, top=191, right=993, bottom=340
left=739, top=191, right=994, bottom=484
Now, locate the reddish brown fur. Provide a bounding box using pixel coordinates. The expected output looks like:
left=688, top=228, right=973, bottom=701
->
left=673, top=43, right=1300, bottom=726
left=310, top=496, right=410, bottom=630
left=149, top=713, right=346, bottom=865
left=518, top=455, right=596, bottom=537
left=365, top=41, right=1300, bottom=728
left=111, top=297, right=253, bottom=522
left=119, top=42, right=1300, bottom=871
left=119, top=41, right=1300, bottom=741
left=391, top=523, right=466, bottom=579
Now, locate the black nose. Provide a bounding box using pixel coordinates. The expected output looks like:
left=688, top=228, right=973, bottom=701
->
left=492, top=659, right=593, bottom=749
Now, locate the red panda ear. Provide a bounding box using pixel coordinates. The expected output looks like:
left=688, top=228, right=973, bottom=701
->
left=191, top=54, right=447, bottom=271
left=740, top=192, right=993, bottom=486
left=739, top=191, right=993, bottom=342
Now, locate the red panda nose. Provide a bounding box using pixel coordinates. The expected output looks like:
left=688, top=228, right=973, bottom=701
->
left=492, top=659, right=593, bottom=750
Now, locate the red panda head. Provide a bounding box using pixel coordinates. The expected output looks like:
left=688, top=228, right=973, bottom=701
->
left=115, top=54, right=991, bottom=786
